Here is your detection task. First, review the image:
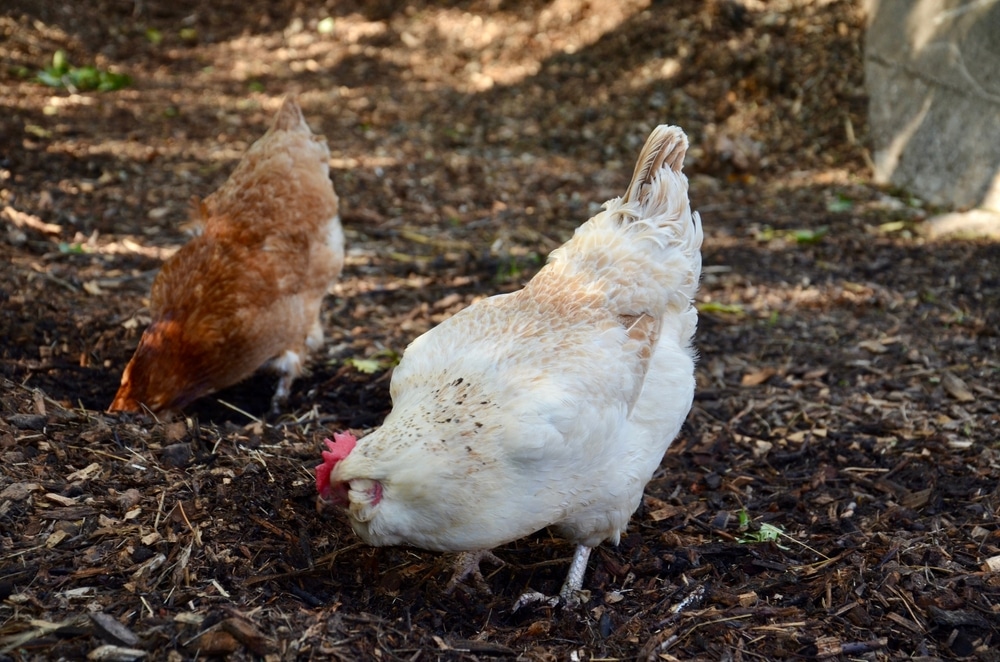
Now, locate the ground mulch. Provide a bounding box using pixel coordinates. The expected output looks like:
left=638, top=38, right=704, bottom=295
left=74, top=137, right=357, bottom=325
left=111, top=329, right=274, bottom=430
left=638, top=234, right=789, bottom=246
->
left=1, top=1, right=998, bottom=660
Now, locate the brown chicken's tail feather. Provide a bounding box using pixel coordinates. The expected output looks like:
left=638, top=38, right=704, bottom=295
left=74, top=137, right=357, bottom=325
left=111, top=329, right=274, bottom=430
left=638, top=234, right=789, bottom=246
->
left=270, top=95, right=309, bottom=133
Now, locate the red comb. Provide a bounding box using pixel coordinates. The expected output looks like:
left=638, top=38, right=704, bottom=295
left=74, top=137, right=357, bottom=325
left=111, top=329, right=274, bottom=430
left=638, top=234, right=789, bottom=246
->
left=315, top=431, right=358, bottom=498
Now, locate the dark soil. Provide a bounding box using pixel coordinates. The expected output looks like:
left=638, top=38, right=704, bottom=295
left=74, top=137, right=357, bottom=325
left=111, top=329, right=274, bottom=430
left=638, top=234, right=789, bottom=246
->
left=2, top=1, right=999, bottom=660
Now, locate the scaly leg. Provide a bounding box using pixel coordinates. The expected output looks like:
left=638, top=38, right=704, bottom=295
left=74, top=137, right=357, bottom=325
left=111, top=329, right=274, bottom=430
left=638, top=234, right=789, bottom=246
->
left=269, top=349, right=303, bottom=414
left=513, top=544, right=592, bottom=611
left=445, top=550, right=505, bottom=595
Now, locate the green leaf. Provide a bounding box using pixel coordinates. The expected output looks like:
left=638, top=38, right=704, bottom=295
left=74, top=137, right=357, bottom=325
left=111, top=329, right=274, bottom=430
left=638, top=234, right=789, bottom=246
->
left=35, top=52, right=131, bottom=92
left=757, top=523, right=783, bottom=542
left=36, top=70, right=64, bottom=88
left=97, top=71, right=131, bottom=92
left=68, top=66, right=100, bottom=90
left=737, top=510, right=750, bottom=529
left=52, top=49, right=68, bottom=73
left=826, top=193, right=853, bottom=213
left=697, top=301, right=744, bottom=315
left=24, top=124, right=52, bottom=138
left=878, top=220, right=907, bottom=233
left=738, top=522, right=786, bottom=546
left=345, top=358, right=383, bottom=374
left=370, top=348, right=401, bottom=366
left=792, top=225, right=828, bottom=245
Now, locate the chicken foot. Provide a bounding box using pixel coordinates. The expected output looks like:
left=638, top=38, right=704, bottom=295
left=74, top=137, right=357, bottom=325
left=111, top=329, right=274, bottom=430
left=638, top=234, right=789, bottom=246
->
left=444, top=550, right=505, bottom=595
left=512, top=544, right=592, bottom=611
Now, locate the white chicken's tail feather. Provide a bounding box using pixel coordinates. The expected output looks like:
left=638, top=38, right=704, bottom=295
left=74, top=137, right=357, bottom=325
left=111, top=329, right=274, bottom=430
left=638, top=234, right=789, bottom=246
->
left=622, top=125, right=688, bottom=207
left=544, top=125, right=703, bottom=325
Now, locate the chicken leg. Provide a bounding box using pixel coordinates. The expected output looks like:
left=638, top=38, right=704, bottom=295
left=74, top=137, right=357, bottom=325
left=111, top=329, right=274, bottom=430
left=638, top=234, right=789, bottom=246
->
left=444, top=549, right=505, bottom=594
left=513, top=544, right=592, bottom=611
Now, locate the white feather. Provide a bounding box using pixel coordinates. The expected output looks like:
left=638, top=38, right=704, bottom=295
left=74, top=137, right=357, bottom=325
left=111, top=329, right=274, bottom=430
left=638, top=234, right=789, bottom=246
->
left=326, top=125, right=703, bottom=582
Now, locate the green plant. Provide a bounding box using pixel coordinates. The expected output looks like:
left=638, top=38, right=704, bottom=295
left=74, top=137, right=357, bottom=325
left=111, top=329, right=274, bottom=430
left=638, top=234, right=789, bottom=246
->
left=826, top=193, right=853, bottom=213
left=36, top=50, right=131, bottom=92
left=791, top=226, right=828, bottom=244
left=737, top=510, right=829, bottom=559
left=697, top=301, right=745, bottom=315
left=344, top=348, right=401, bottom=374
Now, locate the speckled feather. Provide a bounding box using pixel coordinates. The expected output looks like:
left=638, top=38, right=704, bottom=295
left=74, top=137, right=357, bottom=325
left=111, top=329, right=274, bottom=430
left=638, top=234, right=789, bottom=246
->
left=326, top=125, right=702, bottom=559
left=109, top=96, right=344, bottom=413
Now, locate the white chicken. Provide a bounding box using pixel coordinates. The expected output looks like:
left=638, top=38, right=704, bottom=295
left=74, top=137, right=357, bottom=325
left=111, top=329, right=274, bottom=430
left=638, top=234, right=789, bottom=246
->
left=316, top=125, right=703, bottom=607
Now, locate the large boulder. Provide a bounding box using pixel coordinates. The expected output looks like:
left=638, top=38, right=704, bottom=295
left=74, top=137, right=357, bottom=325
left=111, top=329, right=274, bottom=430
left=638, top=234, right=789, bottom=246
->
left=864, top=0, right=1000, bottom=237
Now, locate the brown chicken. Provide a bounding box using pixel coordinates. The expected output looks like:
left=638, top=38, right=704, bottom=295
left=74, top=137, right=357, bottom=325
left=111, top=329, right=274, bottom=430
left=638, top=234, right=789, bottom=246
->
left=110, top=96, right=344, bottom=414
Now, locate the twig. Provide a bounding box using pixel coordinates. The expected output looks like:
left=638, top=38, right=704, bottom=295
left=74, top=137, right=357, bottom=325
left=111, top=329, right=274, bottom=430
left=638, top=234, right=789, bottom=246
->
left=153, top=489, right=167, bottom=531
left=815, top=636, right=888, bottom=659
left=176, top=501, right=202, bottom=546
left=242, top=542, right=366, bottom=587
left=216, top=398, right=264, bottom=425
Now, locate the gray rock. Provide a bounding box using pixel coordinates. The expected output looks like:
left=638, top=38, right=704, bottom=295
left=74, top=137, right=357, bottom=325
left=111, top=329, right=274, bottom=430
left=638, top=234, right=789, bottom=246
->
left=865, top=0, right=1000, bottom=215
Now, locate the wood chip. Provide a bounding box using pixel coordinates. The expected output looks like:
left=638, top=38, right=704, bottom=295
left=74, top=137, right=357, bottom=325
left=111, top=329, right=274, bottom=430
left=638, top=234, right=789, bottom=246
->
left=187, top=630, right=240, bottom=656
left=221, top=618, right=275, bottom=656
left=900, top=488, right=932, bottom=509
left=44, top=530, right=68, bottom=548
left=648, top=504, right=684, bottom=521
left=0, top=482, right=41, bottom=501
left=86, top=644, right=146, bottom=661
left=90, top=613, right=141, bottom=647
left=45, top=493, right=80, bottom=506
left=449, top=639, right=518, bottom=656
left=885, top=611, right=923, bottom=633
left=5, top=414, right=46, bottom=430
left=67, top=462, right=103, bottom=481
left=40, top=505, right=98, bottom=520
left=2, top=205, right=62, bottom=235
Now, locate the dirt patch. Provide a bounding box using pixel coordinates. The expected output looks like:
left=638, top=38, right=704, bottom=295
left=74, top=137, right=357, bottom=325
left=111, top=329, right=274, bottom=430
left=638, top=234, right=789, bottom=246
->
left=2, top=1, right=999, bottom=660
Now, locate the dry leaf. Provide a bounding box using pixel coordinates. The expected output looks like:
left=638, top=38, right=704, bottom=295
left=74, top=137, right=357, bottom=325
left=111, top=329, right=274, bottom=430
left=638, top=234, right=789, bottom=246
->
left=858, top=340, right=888, bottom=354
left=741, top=368, right=776, bottom=386
left=941, top=372, right=975, bottom=402
left=83, top=280, right=105, bottom=296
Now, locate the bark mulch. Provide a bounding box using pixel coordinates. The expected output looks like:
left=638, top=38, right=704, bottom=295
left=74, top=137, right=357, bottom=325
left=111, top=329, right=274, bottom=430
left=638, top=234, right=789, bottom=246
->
left=1, top=1, right=998, bottom=659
